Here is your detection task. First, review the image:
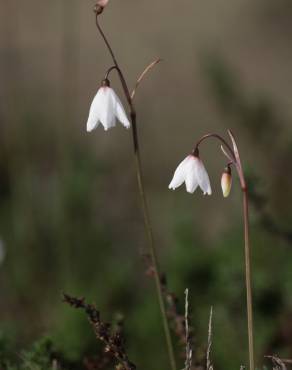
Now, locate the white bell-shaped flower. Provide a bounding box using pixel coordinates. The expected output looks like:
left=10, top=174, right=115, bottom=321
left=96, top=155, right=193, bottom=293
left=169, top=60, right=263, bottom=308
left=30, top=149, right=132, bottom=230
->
left=168, top=154, right=212, bottom=195
left=86, top=79, right=130, bottom=132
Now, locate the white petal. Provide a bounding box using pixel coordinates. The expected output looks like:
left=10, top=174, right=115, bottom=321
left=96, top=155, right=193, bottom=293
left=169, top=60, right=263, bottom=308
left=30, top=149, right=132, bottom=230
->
left=98, top=87, right=116, bottom=131
left=116, top=101, right=130, bottom=128
left=97, top=0, right=109, bottom=7
left=195, top=158, right=212, bottom=195
left=185, top=157, right=199, bottom=193
left=86, top=90, right=103, bottom=132
left=168, top=156, right=191, bottom=190
left=110, top=89, right=130, bottom=129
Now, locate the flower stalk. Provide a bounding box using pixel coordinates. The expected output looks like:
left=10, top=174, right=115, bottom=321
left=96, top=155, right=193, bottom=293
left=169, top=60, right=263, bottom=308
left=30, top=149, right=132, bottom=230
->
left=193, top=130, right=255, bottom=370
left=93, top=6, right=177, bottom=370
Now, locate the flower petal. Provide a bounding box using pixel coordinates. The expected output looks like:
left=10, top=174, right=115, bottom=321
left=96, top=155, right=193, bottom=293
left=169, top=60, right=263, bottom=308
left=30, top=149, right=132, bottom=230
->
left=168, top=156, right=190, bottom=190
left=99, top=87, right=116, bottom=130
left=110, top=89, right=130, bottom=129
left=185, top=157, right=199, bottom=193
left=86, top=91, right=102, bottom=132
left=195, top=158, right=212, bottom=195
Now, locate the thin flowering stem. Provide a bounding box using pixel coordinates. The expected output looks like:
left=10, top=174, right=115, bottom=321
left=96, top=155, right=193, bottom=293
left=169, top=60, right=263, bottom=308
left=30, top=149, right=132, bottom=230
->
left=195, top=133, right=235, bottom=162
left=131, top=58, right=162, bottom=100
left=243, top=186, right=254, bottom=370
left=195, top=131, right=255, bottom=370
left=94, top=8, right=177, bottom=370
left=184, top=288, right=192, bottom=370
left=95, top=15, right=133, bottom=111
left=105, top=65, right=120, bottom=79
left=206, top=306, right=213, bottom=370
left=221, top=145, right=234, bottom=164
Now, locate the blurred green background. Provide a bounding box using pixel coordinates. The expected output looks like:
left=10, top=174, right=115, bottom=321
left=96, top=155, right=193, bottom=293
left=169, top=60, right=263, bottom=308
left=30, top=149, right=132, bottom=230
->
left=1, top=0, right=292, bottom=369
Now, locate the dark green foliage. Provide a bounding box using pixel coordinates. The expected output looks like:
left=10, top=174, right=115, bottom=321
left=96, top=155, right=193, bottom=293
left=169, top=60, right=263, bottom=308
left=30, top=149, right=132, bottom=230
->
left=0, top=337, right=64, bottom=370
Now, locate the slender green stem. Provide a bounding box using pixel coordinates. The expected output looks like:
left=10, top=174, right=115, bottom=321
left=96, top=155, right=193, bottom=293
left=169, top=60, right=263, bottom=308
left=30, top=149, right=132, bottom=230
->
left=94, top=11, right=177, bottom=370
left=242, top=188, right=255, bottom=370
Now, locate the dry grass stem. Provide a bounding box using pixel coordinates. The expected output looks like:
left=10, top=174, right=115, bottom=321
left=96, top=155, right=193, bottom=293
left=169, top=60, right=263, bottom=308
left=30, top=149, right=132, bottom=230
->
left=206, top=307, right=213, bottom=370
left=131, top=59, right=162, bottom=100
left=184, top=288, right=193, bottom=370
left=265, top=355, right=291, bottom=370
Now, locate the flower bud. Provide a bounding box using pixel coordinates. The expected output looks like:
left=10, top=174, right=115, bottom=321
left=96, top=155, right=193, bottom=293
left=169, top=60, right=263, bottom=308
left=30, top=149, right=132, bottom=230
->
left=97, top=0, right=109, bottom=9
left=93, top=5, right=103, bottom=15
left=221, top=166, right=232, bottom=198
left=101, top=78, right=110, bottom=87
left=97, top=0, right=109, bottom=6
left=94, top=1, right=109, bottom=15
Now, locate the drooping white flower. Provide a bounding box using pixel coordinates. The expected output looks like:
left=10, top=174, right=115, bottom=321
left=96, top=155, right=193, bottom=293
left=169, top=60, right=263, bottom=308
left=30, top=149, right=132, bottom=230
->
left=221, top=166, right=232, bottom=198
left=86, top=80, right=130, bottom=132
left=168, top=154, right=212, bottom=195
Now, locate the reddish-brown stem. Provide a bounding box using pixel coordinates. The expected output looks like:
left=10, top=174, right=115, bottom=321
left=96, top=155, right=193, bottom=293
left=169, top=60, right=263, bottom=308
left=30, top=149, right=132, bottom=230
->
left=94, top=11, right=177, bottom=370
left=105, top=65, right=119, bottom=79
left=196, top=132, right=255, bottom=370
left=195, top=133, right=235, bottom=161
left=131, top=58, right=162, bottom=100
left=95, top=15, right=133, bottom=109
left=243, top=188, right=255, bottom=370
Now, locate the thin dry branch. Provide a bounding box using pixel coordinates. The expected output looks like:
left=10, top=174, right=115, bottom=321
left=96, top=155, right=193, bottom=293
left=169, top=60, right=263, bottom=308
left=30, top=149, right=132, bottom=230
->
left=52, top=360, right=59, bottom=370
left=142, top=251, right=191, bottom=349
left=265, top=355, right=290, bottom=370
left=63, top=293, right=136, bottom=370
left=282, top=360, right=292, bottom=364
left=184, top=288, right=193, bottom=370
left=206, top=307, right=213, bottom=370
left=131, top=58, right=162, bottom=100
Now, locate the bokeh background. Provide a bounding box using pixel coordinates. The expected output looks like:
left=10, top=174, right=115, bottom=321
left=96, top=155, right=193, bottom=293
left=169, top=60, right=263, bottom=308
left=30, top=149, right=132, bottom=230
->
left=1, top=0, right=292, bottom=369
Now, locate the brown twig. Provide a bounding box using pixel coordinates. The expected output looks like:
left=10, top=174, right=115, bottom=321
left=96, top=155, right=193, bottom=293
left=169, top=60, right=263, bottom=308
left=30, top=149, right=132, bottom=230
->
left=265, top=356, right=288, bottom=370
left=206, top=307, right=213, bottom=370
left=184, top=289, right=193, bottom=370
left=63, top=293, right=136, bottom=370
left=52, top=359, right=59, bottom=370
left=164, top=287, right=187, bottom=346
left=282, top=360, right=292, bottom=365
left=131, top=59, right=162, bottom=100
